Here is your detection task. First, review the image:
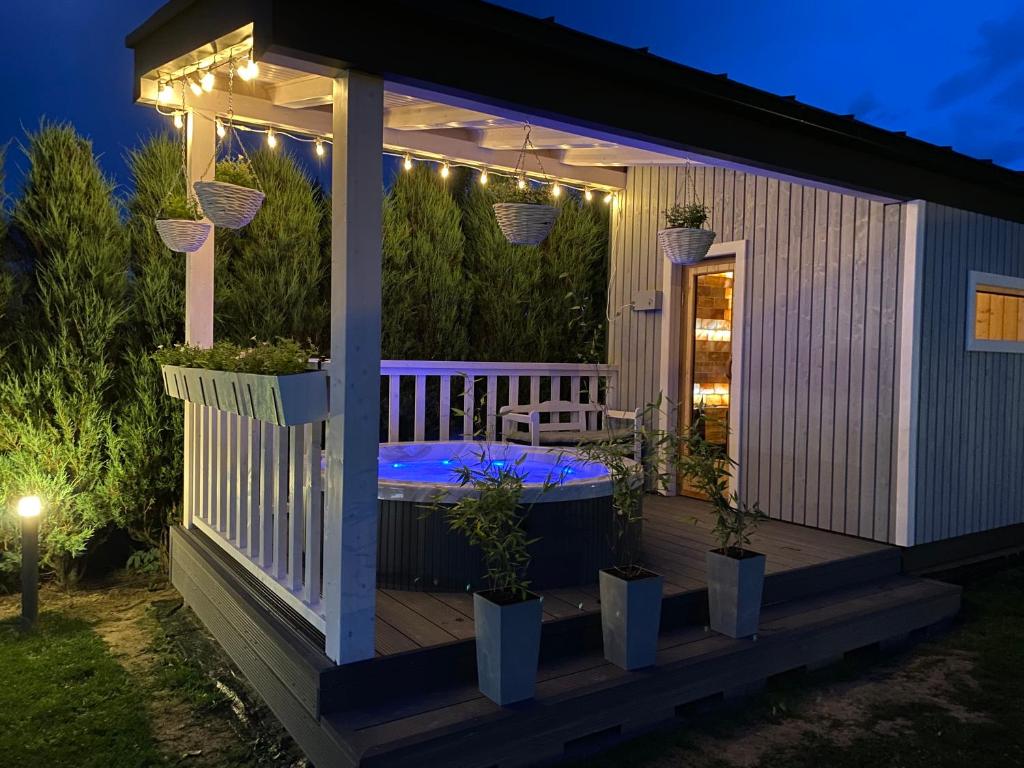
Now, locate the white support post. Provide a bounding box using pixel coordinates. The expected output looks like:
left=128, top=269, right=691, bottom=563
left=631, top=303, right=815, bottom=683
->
left=182, top=109, right=216, bottom=529
left=324, top=70, right=384, bottom=664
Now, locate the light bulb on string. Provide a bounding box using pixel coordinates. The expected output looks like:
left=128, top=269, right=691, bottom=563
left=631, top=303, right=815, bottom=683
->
left=200, top=70, right=215, bottom=92
left=189, top=77, right=203, bottom=96
left=266, top=128, right=277, bottom=149
left=315, top=138, right=325, bottom=157
left=158, top=81, right=175, bottom=104
left=479, top=168, right=488, bottom=185
left=517, top=175, right=527, bottom=190
left=584, top=188, right=593, bottom=202
left=551, top=183, right=561, bottom=198
left=216, top=118, right=226, bottom=139
left=604, top=191, right=613, bottom=204
left=403, top=154, right=413, bottom=171
left=238, top=54, right=259, bottom=81
left=440, top=161, right=450, bottom=179
left=173, top=112, right=184, bottom=130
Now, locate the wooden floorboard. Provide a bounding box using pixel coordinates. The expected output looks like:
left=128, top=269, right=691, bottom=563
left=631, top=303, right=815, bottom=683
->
left=374, top=495, right=892, bottom=655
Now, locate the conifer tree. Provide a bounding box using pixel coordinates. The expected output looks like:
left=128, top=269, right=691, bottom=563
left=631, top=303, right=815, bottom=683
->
left=216, top=149, right=329, bottom=350
left=0, top=123, right=129, bottom=582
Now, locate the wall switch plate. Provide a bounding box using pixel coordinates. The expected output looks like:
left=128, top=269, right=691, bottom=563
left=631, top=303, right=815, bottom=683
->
left=633, top=290, right=662, bottom=311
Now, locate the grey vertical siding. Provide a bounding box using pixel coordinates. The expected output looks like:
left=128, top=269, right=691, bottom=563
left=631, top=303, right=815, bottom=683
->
left=914, top=206, right=1024, bottom=544
left=608, top=166, right=904, bottom=542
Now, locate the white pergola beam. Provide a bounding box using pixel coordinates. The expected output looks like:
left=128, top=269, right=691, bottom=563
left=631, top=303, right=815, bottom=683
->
left=384, top=103, right=510, bottom=131
left=559, top=146, right=699, bottom=167
left=323, top=70, right=384, bottom=664
left=139, top=79, right=626, bottom=189
left=269, top=75, right=334, bottom=109
left=475, top=125, right=615, bottom=151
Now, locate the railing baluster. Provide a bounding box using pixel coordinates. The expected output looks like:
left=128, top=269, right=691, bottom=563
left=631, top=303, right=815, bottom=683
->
left=288, top=425, right=304, bottom=591
left=206, top=406, right=215, bottom=526
left=485, top=375, right=497, bottom=441
left=272, top=425, right=288, bottom=579
left=225, top=413, right=237, bottom=542
left=439, top=375, right=451, bottom=441
left=303, top=421, right=323, bottom=605
left=246, top=418, right=260, bottom=558
left=462, top=375, right=474, bottom=439
left=588, top=375, right=599, bottom=405
left=570, top=375, right=581, bottom=405
left=509, top=375, right=520, bottom=407
left=258, top=421, right=275, bottom=568
left=530, top=375, right=540, bottom=406
left=387, top=374, right=400, bottom=442
left=414, top=375, right=426, bottom=441
left=551, top=375, right=562, bottom=403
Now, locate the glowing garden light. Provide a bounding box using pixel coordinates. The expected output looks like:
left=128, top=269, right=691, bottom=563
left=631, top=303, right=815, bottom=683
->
left=517, top=175, right=527, bottom=190
left=17, top=495, right=42, bottom=627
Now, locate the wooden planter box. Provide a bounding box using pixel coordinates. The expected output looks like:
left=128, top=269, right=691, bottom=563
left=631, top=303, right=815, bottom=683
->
left=161, top=365, right=329, bottom=426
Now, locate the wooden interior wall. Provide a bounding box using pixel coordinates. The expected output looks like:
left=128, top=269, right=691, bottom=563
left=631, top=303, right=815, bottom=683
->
left=608, top=166, right=905, bottom=542
left=915, top=205, right=1024, bottom=543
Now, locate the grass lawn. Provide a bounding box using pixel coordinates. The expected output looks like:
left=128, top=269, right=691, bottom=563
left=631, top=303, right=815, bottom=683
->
left=574, top=560, right=1024, bottom=768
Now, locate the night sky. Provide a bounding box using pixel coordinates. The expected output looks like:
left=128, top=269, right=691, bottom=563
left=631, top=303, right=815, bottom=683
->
left=2, top=0, right=1023, bottom=194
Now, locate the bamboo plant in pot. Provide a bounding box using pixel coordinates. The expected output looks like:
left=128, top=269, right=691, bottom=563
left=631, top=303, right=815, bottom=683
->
left=658, top=201, right=716, bottom=265
left=680, top=410, right=767, bottom=638
left=574, top=401, right=679, bottom=670
left=154, top=192, right=211, bottom=254
left=441, top=448, right=552, bottom=705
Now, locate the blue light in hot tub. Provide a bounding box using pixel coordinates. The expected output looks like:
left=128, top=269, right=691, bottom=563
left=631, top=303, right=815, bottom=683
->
left=391, top=462, right=404, bottom=469
left=441, top=459, right=452, bottom=465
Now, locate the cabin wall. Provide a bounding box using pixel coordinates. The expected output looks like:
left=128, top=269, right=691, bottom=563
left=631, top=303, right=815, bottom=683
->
left=608, top=165, right=905, bottom=543
left=914, top=205, right=1024, bottom=544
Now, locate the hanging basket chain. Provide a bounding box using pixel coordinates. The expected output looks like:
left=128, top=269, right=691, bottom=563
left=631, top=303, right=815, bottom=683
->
left=512, top=123, right=553, bottom=187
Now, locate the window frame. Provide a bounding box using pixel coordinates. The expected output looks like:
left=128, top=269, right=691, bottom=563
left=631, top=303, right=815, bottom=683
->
left=966, top=270, right=1024, bottom=353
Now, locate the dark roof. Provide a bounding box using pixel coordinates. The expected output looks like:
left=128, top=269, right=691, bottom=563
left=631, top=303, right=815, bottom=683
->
left=127, top=0, right=1024, bottom=223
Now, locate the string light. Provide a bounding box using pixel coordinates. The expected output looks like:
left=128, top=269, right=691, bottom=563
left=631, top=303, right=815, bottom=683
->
left=266, top=128, right=277, bottom=148
left=551, top=182, right=561, bottom=198
left=158, top=81, right=175, bottom=104
left=238, top=54, right=259, bottom=81
left=403, top=154, right=413, bottom=171
left=189, top=77, right=203, bottom=97
left=216, top=118, right=226, bottom=138
left=517, top=175, right=527, bottom=190
left=440, top=161, right=450, bottom=179
left=604, top=191, right=614, bottom=204
left=173, top=112, right=184, bottom=130
left=585, top=188, right=593, bottom=202
left=200, top=70, right=215, bottom=92
left=315, top=137, right=325, bottom=157
left=479, top=168, right=488, bottom=185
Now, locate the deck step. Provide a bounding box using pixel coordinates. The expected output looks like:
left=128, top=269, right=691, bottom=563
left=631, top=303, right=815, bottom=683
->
left=325, top=574, right=961, bottom=768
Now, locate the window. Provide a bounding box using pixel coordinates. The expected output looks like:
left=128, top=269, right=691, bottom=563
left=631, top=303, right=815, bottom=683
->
left=967, top=271, right=1024, bottom=353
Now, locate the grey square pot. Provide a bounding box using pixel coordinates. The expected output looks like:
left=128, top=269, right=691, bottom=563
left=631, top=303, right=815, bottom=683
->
left=706, top=549, right=766, bottom=638
left=473, top=590, right=543, bottom=706
left=599, top=568, right=663, bottom=670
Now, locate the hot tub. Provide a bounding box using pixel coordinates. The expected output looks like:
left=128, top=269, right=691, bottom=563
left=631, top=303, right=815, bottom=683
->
left=376, top=441, right=621, bottom=592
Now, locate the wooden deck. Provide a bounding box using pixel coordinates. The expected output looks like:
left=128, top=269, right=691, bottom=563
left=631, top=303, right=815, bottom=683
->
left=373, top=495, right=891, bottom=655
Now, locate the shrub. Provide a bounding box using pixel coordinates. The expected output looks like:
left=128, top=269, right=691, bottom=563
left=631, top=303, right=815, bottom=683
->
left=664, top=201, right=709, bottom=229
left=215, top=157, right=258, bottom=188
left=155, top=338, right=316, bottom=375
left=0, top=122, right=130, bottom=584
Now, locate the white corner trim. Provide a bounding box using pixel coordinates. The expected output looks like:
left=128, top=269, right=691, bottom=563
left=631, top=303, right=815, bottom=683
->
left=894, top=201, right=925, bottom=547
left=965, top=270, right=1024, bottom=354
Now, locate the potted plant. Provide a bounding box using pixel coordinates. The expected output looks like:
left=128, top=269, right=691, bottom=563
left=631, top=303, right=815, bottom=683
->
left=194, top=156, right=265, bottom=229
left=441, top=448, right=549, bottom=705
left=492, top=178, right=560, bottom=246
left=574, top=401, right=679, bottom=670
left=156, top=338, right=327, bottom=427
left=154, top=192, right=211, bottom=253
left=658, top=201, right=716, bottom=265
left=680, top=409, right=766, bottom=638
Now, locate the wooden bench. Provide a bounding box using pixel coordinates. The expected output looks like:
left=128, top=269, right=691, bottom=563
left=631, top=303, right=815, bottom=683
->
left=499, top=400, right=642, bottom=461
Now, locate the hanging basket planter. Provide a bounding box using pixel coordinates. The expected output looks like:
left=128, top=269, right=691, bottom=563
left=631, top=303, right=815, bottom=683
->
left=658, top=227, right=717, bottom=266
left=493, top=203, right=559, bottom=246
left=154, top=219, right=212, bottom=253
left=193, top=180, right=265, bottom=229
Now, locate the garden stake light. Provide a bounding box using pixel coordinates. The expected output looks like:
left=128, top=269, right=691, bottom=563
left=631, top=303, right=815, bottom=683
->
left=17, top=495, right=42, bottom=627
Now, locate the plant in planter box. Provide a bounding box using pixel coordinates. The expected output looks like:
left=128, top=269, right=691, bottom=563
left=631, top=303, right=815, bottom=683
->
left=573, top=400, right=680, bottom=669
left=492, top=176, right=560, bottom=246
left=155, top=338, right=327, bottom=426
left=658, top=200, right=716, bottom=265
left=154, top=191, right=211, bottom=253
left=679, top=408, right=766, bottom=638
left=440, top=447, right=553, bottom=705
left=194, top=155, right=265, bottom=229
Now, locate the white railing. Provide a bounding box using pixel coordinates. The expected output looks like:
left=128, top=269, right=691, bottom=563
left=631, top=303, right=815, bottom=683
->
left=376, top=360, right=619, bottom=442
left=185, top=404, right=327, bottom=631
left=183, top=360, right=618, bottom=635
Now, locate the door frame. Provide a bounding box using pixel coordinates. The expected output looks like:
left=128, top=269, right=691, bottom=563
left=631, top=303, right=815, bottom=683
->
left=658, top=239, right=748, bottom=497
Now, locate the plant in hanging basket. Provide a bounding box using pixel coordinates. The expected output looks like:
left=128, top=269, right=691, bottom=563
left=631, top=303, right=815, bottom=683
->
left=492, top=179, right=560, bottom=246
left=658, top=201, right=716, bottom=265
left=154, top=192, right=211, bottom=253
left=194, top=157, right=265, bottom=230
